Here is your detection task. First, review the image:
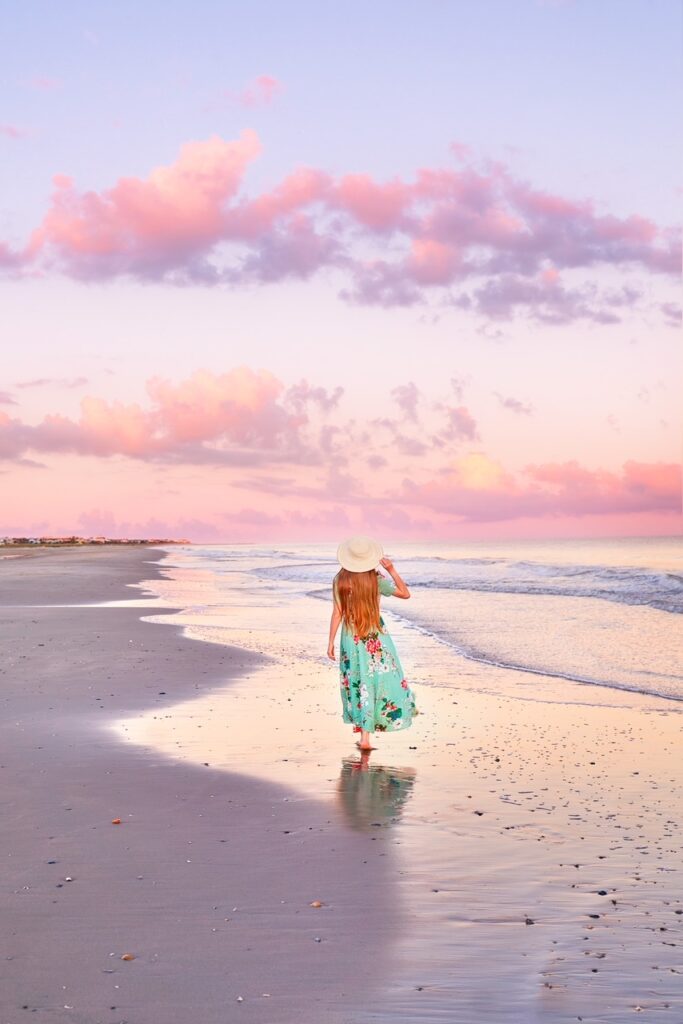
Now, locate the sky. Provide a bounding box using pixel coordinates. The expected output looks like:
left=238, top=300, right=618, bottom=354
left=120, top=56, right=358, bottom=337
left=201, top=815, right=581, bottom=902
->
left=1, top=0, right=681, bottom=542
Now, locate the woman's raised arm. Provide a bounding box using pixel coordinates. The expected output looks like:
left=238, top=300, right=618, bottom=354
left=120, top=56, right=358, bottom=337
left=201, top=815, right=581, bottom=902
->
left=379, top=556, right=410, bottom=599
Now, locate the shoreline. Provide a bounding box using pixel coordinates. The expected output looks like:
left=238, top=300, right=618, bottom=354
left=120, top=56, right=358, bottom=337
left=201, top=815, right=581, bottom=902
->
left=116, top=545, right=683, bottom=1022
left=1, top=546, right=401, bottom=1023
left=4, top=543, right=682, bottom=1023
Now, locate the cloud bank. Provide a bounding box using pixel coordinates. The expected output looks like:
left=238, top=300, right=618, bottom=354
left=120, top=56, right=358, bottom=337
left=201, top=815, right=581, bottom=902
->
left=1, top=368, right=679, bottom=529
left=2, top=131, right=679, bottom=325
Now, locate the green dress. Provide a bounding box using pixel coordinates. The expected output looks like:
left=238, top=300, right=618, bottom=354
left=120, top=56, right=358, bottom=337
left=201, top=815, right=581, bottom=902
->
left=334, top=573, right=417, bottom=734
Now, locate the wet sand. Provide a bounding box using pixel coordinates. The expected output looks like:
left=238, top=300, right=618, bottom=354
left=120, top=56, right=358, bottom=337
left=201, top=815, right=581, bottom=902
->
left=0, top=548, right=401, bottom=1024
left=3, top=545, right=682, bottom=1023
left=113, top=551, right=683, bottom=1023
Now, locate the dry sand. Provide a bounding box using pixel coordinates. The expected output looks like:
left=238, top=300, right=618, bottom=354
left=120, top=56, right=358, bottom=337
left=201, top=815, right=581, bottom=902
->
left=0, top=547, right=400, bottom=1024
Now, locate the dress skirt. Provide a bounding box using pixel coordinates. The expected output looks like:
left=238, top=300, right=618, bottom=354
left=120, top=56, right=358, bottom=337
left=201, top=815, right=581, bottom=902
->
left=338, top=584, right=418, bottom=733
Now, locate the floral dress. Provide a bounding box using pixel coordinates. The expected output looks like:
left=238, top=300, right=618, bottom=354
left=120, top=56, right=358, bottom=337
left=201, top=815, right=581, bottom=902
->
left=334, top=573, right=417, bottom=734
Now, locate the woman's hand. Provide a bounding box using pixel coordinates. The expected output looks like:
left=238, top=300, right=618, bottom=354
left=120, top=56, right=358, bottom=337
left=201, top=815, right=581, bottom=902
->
left=327, top=643, right=335, bottom=660
left=380, top=556, right=394, bottom=572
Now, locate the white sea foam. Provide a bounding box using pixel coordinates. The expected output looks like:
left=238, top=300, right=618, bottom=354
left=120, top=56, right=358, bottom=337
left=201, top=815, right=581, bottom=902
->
left=152, top=536, right=683, bottom=705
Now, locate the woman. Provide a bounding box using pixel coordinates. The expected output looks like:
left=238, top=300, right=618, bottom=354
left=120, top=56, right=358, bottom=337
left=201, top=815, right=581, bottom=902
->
left=327, top=535, right=417, bottom=751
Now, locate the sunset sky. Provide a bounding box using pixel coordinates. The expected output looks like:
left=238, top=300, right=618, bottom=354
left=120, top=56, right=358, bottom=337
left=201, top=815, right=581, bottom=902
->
left=1, top=0, right=681, bottom=541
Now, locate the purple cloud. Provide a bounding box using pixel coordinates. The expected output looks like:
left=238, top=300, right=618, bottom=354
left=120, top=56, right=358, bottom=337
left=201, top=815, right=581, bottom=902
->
left=2, top=133, right=675, bottom=325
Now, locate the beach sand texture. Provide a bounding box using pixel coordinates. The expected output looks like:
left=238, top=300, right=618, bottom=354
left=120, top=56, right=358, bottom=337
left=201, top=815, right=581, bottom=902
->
left=2, top=542, right=682, bottom=1023
left=1, top=547, right=400, bottom=1024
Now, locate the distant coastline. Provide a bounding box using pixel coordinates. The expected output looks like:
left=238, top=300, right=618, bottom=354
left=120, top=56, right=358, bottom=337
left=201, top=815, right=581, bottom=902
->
left=0, top=536, right=190, bottom=547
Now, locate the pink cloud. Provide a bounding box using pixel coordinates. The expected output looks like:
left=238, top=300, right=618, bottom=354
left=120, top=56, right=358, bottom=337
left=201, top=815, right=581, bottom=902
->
left=338, top=259, right=422, bottom=308
left=427, top=402, right=480, bottom=445
left=329, top=173, right=412, bottom=231
left=394, top=434, right=430, bottom=456
left=223, top=167, right=331, bottom=239
left=6, top=506, right=314, bottom=544
left=0, top=241, right=26, bottom=272
left=237, top=74, right=282, bottom=107
left=0, top=123, right=26, bottom=140
left=220, top=451, right=681, bottom=534
left=26, top=75, right=62, bottom=91
left=217, top=503, right=431, bottom=543
left=449, top=141, right=473, bottom=163
left=27, top=131, right=262, bottom=280
left=397, top=454, right=681, bottom=523
left=2, top=364, right=678, bottom=534
left=284, top=380, right=344, bottom=415
left=493, top=392, right=534, bottom=415
left=229, top=210, right=343, bottom=282
left=0, top=367, right=319, bottom=463
left=1, top=367, right=679, bottom=538
left=523, top=459, right=681, bottom=514
left=204, top=75, right=283, bottom=113
left=391, top=382, right=420, bottom=421
left=16, top=376, right=88, bottom=389
left=449, top=376, right=468, bottom=401
left=92, top=505, right=343, bottom=544
left=660, top=301, right=682, bottom=327
left=0, top=410, right=32, bottom=458
left=1, top=134, right=678, bottom=323
left=438, top=405, right=480, bottom=442
left=408, top=238, right=462, bottom=285
left=453, top=271, right=641, bottom=325
left=76, top=508, right=225, bottom=542
left=145, top=367, right=296, bottom=447
left=367, top=414, right=430, bottom=457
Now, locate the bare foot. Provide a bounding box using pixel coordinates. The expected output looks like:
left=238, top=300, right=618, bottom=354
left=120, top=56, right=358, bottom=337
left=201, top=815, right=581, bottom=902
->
left=356, top=730, right=376, bottom=751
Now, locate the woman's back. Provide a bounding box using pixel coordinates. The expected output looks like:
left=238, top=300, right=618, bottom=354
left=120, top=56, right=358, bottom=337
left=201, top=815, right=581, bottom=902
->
left=334, top=567, right=385, bottom=638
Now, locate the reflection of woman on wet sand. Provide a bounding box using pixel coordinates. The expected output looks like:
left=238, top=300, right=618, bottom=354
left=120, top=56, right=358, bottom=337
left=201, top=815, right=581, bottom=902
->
left=336, top=754, right=417, bottom=831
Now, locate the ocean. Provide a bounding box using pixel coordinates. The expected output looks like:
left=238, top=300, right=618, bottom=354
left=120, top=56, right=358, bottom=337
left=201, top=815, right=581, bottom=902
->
left=151, top=535, right=683, bottom=706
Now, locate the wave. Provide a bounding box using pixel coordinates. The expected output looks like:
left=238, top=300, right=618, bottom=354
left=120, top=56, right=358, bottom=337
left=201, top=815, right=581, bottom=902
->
left=248, top=556, right=683, bottom=615
left=309, top=591, right=683, bottom=705
left=168, top=545, right=683, bottom=707
left=413, top=578, right=683, bottom=614
left=399, top=617, right=683, bottom=704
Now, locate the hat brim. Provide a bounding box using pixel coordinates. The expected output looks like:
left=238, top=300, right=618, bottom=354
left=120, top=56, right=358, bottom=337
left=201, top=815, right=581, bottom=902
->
left=336, top=537, right=383, bottom=572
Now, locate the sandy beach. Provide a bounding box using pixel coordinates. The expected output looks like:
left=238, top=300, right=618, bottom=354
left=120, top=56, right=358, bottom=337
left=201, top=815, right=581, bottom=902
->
left=2, top=543, right=682, bottom=1024
left=3, top=2, right=679, bottom=1020
left=0, top=547, right=402, bottom=1024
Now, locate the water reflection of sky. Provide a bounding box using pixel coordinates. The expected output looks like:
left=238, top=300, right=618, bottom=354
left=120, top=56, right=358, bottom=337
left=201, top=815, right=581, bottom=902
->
left=336, top=755, right=416, bottom=832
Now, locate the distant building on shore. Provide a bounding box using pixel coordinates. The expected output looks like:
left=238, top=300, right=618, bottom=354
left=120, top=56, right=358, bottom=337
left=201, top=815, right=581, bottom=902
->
left=0, top=536, right=191, bottom=547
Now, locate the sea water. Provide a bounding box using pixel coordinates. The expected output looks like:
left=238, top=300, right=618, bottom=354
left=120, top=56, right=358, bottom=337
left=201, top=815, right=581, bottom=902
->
left=153, top=535, right=683, bottom=706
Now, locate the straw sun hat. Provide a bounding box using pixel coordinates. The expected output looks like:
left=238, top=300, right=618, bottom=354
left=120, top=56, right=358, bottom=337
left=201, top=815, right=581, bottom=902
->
left=336, top=535, right=384, bottom=573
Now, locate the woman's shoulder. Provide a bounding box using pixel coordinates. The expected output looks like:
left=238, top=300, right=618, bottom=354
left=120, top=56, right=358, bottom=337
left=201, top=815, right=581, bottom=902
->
left=377, top=572, right=397, bottom=596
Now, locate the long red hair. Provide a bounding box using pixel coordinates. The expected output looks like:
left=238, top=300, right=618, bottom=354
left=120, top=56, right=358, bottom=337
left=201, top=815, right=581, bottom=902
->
left=334, top=567, right=384, bottom=638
